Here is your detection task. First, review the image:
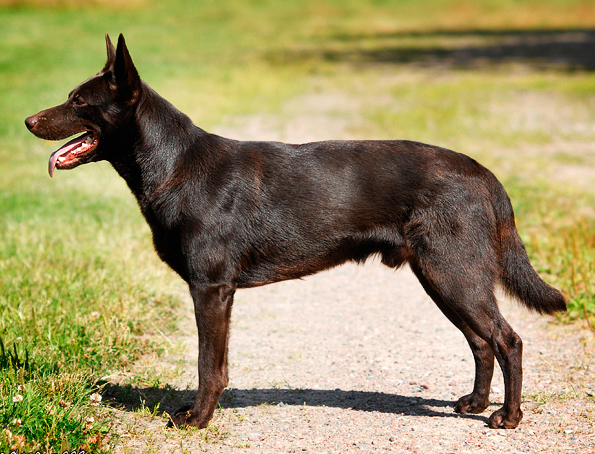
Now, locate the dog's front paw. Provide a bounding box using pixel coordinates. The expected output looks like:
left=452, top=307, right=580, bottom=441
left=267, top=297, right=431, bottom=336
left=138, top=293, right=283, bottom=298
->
left=454, top=393, right=490, bottom=414
left=487, top=407, right=523, bottom=429
left=167, top=405, right=208, bottom=429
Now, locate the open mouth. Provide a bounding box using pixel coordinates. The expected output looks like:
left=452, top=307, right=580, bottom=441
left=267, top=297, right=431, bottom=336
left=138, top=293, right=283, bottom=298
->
left=48, top=132, right=99, bottom=177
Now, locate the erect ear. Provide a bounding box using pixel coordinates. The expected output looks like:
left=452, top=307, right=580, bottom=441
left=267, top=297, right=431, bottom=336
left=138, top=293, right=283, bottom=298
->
left=109, top=33, right=141, bottom=103
left=103, top=33, right=116, bottom=71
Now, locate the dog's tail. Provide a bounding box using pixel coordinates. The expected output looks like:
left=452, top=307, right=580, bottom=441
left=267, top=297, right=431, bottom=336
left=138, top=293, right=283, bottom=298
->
left=492, top=180, right=566, bottom=315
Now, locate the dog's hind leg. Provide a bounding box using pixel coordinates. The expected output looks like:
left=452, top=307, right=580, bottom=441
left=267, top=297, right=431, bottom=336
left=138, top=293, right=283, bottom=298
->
left=409, top=252, right=524, bottom=429
left=410, top=263, right=494, bottom=415
left=170, top=283, right=235, bottom=429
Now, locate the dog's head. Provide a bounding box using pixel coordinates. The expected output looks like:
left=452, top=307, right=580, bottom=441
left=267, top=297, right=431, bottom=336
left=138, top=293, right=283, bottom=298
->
left=25, top=34, right=141, bottom=177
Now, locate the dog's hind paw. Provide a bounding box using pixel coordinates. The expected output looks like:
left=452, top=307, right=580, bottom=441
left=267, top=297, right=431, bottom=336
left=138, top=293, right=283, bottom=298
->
left=487, top=407, right=523, bottom=429
left=454, top=393, right=490, bottom=414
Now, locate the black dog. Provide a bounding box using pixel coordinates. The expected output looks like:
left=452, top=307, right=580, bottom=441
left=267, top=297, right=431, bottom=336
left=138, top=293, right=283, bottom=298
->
left=25, top=34, right=566, bottom=430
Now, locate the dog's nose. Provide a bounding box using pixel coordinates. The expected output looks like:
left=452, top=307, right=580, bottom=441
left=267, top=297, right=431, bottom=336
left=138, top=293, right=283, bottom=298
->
left=25, top=116, right=38, bottom=131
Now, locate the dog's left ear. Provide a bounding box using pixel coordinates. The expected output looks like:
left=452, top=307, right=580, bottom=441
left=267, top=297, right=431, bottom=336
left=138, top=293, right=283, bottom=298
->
left=103, top=33, right=116, bottom=70
left=105, top=34, right=141, bottom=104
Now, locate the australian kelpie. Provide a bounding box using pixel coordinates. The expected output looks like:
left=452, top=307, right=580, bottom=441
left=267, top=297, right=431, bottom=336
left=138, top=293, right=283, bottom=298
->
left=25, top=34, right=566, bottom=430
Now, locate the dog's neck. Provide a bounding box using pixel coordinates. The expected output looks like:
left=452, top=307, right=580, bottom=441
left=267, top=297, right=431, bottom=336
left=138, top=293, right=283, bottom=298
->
left=108, top=83, right=214, bottom=214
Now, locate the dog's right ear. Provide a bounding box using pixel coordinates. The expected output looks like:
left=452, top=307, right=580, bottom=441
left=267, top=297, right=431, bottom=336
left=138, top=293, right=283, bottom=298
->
left=103, top=33, right=116, bottom=71
left=113, top=33, right=141, bottom=103
left=102, top=33, right=141, bottom=104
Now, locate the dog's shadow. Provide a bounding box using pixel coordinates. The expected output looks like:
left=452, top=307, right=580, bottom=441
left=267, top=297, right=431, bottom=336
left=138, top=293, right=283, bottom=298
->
left=102, top=383, right=490, bottom=424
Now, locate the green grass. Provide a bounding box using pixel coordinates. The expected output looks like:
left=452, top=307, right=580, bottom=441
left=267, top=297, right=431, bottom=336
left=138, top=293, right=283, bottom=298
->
left=0, top=165, right=182, bottom=451
left=1, top=0, right=595, bottom=451
left=507, top=182, right=595, bottom=328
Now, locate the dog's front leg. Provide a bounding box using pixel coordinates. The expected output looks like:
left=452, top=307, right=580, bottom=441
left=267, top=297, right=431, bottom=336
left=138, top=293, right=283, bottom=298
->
left=170, top=283, right=236, bottom=429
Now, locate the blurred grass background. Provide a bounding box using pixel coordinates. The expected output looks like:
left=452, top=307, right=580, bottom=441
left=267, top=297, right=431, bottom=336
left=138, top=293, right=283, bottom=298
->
left=1, top=0, right=594, bottom=451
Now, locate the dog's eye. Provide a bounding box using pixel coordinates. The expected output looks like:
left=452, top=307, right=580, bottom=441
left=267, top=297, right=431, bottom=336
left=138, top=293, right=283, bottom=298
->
left=72, top=95, right=87, bottom=106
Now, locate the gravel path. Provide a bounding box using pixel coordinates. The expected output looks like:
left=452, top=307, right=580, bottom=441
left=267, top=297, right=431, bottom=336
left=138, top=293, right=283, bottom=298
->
left=144, top=261, right=594, bottom=453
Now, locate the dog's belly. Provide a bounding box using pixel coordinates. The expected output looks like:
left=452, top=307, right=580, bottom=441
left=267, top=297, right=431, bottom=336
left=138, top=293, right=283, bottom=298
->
left=233, top=236, right=410, bottom=288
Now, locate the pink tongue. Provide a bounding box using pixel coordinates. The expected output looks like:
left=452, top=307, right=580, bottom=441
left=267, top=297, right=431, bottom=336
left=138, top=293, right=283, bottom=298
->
left=48, top=133, right=90, bottom=178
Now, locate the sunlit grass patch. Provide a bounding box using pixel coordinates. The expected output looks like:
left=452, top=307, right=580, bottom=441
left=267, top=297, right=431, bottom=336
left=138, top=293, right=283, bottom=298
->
left=505, top=181, right=595, bottom=330
left=0, top=360, right=114, bottom=452
left=0, top=161, right=183, bottom=451
left=0, top=0, right=145, bottom=8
